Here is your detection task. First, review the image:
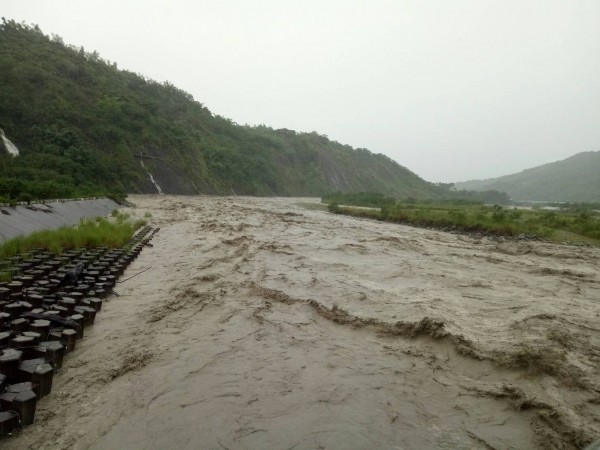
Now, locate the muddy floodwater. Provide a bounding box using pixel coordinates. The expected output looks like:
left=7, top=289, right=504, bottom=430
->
left=5, top=195, right=600, bottom=449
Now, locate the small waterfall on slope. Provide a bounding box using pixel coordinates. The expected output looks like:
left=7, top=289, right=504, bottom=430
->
left=0, top=129, right=19, bottom=156
left=140, top=159, right=164, bottom=195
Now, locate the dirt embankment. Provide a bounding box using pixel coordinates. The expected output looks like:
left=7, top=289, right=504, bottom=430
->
left=4, top=195, right=599, bottom=450
left=0, top=198, right=120, bottom=241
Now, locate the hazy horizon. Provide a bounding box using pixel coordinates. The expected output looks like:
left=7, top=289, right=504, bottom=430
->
left=3, top=0, right=599, bottom=183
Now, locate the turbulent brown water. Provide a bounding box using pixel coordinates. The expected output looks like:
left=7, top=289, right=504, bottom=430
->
left=5, top=195, right=600, bottom=449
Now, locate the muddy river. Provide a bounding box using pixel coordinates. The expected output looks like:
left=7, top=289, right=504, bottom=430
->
left=5, top=195, right=599, bottom=449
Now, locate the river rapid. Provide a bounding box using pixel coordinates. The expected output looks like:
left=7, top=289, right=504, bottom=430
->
left=5, top=195, right=599, bottom=449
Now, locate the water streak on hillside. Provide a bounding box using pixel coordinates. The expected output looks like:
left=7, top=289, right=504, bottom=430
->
left=0, top=129, right=19, bottom=156
left=140, top=159, right=164, bottom=195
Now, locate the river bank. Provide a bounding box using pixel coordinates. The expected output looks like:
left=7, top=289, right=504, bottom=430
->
left=0, top=198, right=120, bottom=241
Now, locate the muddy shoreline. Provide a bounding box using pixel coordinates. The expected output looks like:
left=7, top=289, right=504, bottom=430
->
left=4, top=195, right=599, bottom=449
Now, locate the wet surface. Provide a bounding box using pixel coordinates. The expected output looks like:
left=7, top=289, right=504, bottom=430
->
left=5, top=195, right=599, bottom=449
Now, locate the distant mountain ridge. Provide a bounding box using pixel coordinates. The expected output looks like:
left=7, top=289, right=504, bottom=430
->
left=0, top=20, right=444, bottom=200
left=455, top=151, right=600, bottom=202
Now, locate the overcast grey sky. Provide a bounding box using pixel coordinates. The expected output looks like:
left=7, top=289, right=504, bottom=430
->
left=3, top=0, right=600, bottom=182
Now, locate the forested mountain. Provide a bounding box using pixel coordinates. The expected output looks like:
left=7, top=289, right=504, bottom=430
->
left=0, top=20, right=448, bottom=201
left=455, top=151, right=600, bottom=203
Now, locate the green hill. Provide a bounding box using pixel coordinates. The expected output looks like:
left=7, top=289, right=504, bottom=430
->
left=0, top=19, right=445, bottom=201
left=455, top=151, right=600, bottom=203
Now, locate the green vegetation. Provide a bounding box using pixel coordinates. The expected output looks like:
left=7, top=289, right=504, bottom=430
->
left=295, top=202, right=328, bottom=211
left=544, top=202, right=600, bottom=214
left=0, top=212, right=146, bottom=260
left=323, top=193, right=600, bottom=243
left=455, top=151, right=600, bottom=203
left=322, top=188, right=511, bottom=209
left=322, top=192, right=396, bottom=209
left=0, top=20, right=465, bottom=201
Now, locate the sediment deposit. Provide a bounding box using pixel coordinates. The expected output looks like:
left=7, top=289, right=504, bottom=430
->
left=4, top=195, right=599, bottom=449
